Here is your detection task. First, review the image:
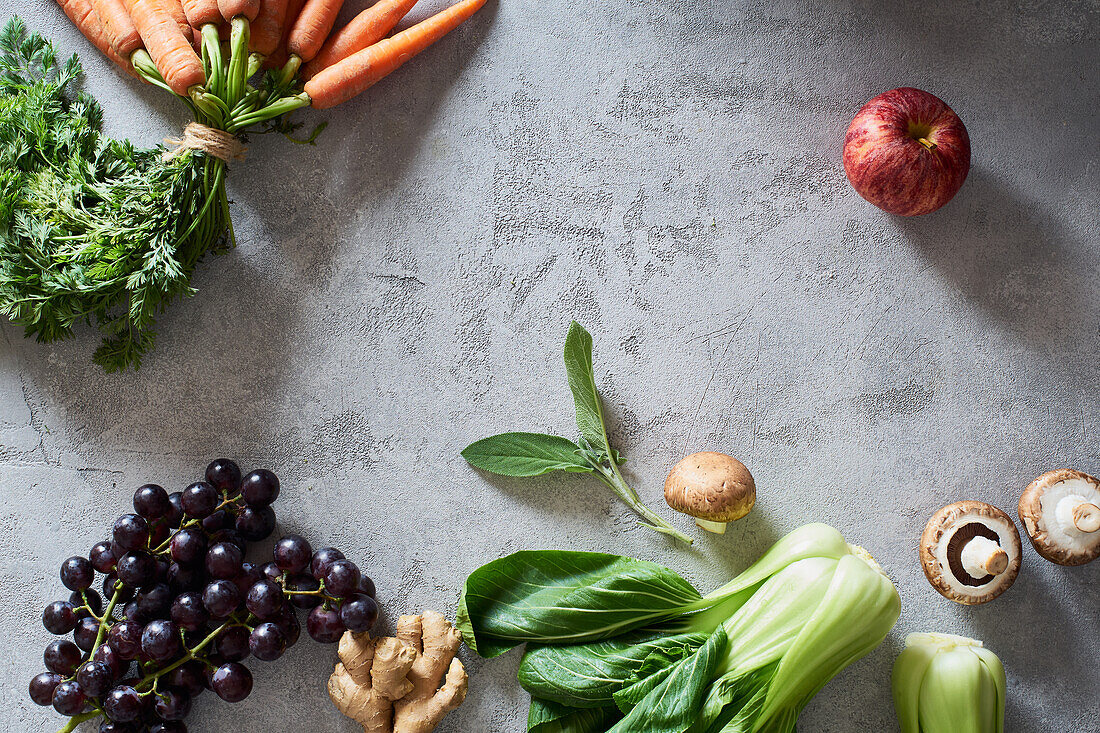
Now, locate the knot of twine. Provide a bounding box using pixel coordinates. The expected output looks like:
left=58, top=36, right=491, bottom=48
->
left=164, top=122, right=247, bottom=162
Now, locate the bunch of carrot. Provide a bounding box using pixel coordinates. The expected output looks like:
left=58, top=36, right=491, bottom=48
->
left=59, top=0, right=488, bottom=112
left=14, top=0, right=487, bottom=370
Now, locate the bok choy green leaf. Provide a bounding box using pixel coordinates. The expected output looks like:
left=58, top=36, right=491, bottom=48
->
left=458, top=523, right=901, bottom=733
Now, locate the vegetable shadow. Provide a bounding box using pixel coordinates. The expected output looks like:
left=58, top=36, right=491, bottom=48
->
left=467, top=466, right=692, bottom=551
left=966, top=557, right=1099, bottom=731
left=0, top=1, right=500, bottom=465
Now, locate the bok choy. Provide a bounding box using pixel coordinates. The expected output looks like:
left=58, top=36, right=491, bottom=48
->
left=892, top=633, right=1005, bottom=733
left=457, top=523, right=901, bottom=733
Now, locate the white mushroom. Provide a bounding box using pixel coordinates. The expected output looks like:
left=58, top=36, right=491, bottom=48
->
left=1018, top=469, right=1100, bottom=566
left=663, top=452, right=755, bottom=534
left=919, top=501, right=1022, bottom=605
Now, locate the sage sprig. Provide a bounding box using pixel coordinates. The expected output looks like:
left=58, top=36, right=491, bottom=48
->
left=461, top=321, right=693, bottom=544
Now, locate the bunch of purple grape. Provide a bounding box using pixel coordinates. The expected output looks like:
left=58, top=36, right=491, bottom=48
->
left=29, top=460, right=379, bottom=733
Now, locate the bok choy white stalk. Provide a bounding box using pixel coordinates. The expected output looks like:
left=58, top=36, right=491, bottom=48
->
left=892, top=633, right=1005, bottom=733
left=457, top=523, right=901, bottom=733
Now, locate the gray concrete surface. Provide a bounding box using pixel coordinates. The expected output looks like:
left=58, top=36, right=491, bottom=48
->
left=1, top=1, right=1097, bottom=731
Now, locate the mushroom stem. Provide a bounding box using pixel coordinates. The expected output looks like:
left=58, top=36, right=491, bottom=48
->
left=960, top=536, right=1009, bottom=578
left=1056, top=495, right=1100, bottom=534
left=1072, top=503, right=1100, bottom=533
left=695, top=519, right=728, bottom=534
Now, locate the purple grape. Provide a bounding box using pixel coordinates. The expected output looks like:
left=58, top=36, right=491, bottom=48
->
left=151, top=723, right=188, bottom=733
left=215, top=625, right=251, bottom=662
left=202, top=580, right=242, bottom=618
left=165, top=661, right=206, bottom=698
left=122, top=601, right=147, bottom=624
left=99, top=723, right=140, bottom=733
left=165, top=492, right=185, bottom=528
left=74, top=615, right=101, bottom=651
left=148, top=521, right=171, bottom=548
left=141, top=619, right=181, bottom=662
left=76, top=660, right=114, bottom=697
left=339, top=594, right=379, bottom=633
left=249, top=622, right=287, bottom=662
left=246, top=580, right=285, bottom=619
left=236, top=505, right=276, bottom=541
left=286, top=573, right=321, bottom=609
left=116, top=551, right=156, bottom=587
left=92, top=643, right=126, bottom=678
left=240, top=469, right=280, bottom=507
left=135, top=583, right=172, bottom=618
left=170, top=592, right=208, bottom=631
left=103, top=573, right=135, bottom=603
left=52, top=679, right=86, bottom=715
left=324, top=560, right=361, bottom=598
left=309, top=547, right=345, bottom=580
left=60, top=556, right=95, bottom=591
left=169, top=528, right=206, bottom=565
left=358, top=575, right=376, bottom=599
left=274, top=535, right=312, bottom=573
left=90, top=541, right=117, bottom=573
left=273, top=605, right=301, bottom=648
left=258, top=562, right=283, bottom=583
left=29, top=672, right=63, bottom=706
left=206, top=459, right=242, bottom=496
left=154, top=687, right=192, bottom=721
left=43, top=601, right=78, bottom=635
left=104, top=685, right=142, bottom=722
left=181, top=482, right=219, bottom=518
left=206, top=542, right=244, bottom=579
left=108, top=621, right=144, bottom=660
left=210, top=528, right=246, bottom=551
left=78, top=587, right=104, bottom=615
left=44, top=639, right=82, bottom=675
left=166, top=562, right=202, bottom=593
left=306, top=606, right=345, bottom=643
left=201, top=509, right=235, bottom=533
left=133, top=484, right=171, bottom=519
left=210, top=662, right=253, bottom=702
left=113, top=514, right=150, bottom=552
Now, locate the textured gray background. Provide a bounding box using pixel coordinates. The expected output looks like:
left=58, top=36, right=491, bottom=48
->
left=1, top=0, right=1097, bottom=731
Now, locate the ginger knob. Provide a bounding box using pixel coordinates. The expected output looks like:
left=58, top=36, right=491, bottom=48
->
left=329, top=611, right=468, bottom=733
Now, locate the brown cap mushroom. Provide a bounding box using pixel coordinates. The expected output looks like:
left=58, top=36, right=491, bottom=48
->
left=920, top=501, right=1021, bottom=605
left=664, top=452, right=755, bottom=534
left=1018, top=469, right=1100, bottom=566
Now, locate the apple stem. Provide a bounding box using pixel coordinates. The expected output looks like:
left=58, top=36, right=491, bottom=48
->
left=918, top=137, right=937, bottom=152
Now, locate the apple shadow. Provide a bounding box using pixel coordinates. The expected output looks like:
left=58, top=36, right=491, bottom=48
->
left=892, top=167, right=1096, bottom=350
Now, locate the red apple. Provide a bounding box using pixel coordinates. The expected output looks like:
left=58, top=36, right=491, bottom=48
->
left=843, top=87, right=970, bottom=216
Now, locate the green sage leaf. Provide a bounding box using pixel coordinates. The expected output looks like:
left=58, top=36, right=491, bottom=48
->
left=563, top=322, right=614, bottom=458
left=461, top=432, right=593, bottom=477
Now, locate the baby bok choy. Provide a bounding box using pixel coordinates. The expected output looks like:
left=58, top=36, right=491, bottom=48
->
left=457, top=523, right=901, bottom=733
left=892, top=633, right=1005, bottom=733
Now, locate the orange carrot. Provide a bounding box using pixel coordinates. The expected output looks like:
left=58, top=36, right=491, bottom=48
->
left=89, top=0, right=144, bottom=56
left=158, top=0, right=194, bottom=41
left=218, top=0, right=261, bottom=20
left=249, top=0, right=291, bottom=56
left=181, top=0, right=221, bottom=26
left=287, top=0, right=345, bottom=63
left=304, top=0, right=485, bottom=109
left=261, top=0, right=305, bottom=68
left=124, top=0, right=206, bottom=94
left=301, top=0, right=417, bottom=80
left=56, top=0, right=137, bottom=74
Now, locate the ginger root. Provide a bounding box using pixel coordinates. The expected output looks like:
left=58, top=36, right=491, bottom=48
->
left=329, top=610, right=469, bottom=733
